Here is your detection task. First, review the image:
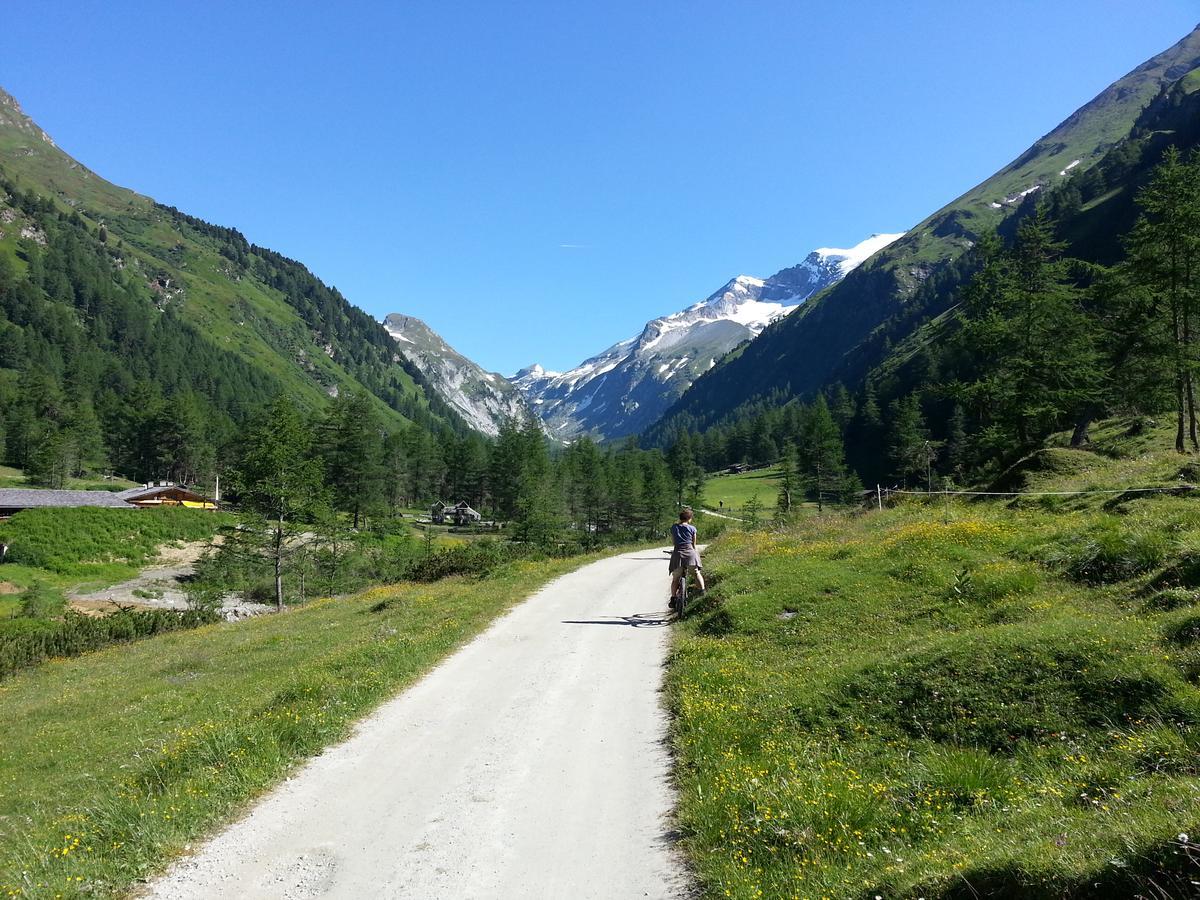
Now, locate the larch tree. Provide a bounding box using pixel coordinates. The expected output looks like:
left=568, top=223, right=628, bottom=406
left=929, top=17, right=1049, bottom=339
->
left=1123, top=146, right=1200, bottom=452
left=233, top=397, right=326, bottom=610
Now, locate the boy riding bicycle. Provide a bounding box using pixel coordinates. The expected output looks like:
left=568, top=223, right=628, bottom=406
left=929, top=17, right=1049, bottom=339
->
left=669, top=508, right=705, bottom=610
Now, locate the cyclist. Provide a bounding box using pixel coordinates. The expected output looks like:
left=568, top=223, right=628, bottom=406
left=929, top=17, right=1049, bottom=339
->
left=669, top=508, right=705, bottom=610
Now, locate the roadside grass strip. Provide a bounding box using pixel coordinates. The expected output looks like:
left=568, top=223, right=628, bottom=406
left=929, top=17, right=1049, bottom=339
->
left=667, top=501, right=1200, bottom=899
left=0, top=554, right=603, bottom=898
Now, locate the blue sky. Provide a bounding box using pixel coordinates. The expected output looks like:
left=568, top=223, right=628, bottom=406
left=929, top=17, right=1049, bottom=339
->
left=5, top=2, right=1199, bottom=373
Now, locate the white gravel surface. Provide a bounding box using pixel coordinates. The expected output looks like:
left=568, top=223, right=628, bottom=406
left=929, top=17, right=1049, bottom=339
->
left=145, top=548, right=688, bottom=899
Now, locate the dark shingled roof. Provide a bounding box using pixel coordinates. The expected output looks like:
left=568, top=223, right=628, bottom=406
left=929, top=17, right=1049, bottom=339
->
left=0, top=489, right=135, bottom=510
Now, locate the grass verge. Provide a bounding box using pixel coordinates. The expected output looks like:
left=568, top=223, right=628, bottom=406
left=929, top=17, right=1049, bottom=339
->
left=0, top=551, right=607, bottom=898
left=668, top=500, right=1200, bottom=898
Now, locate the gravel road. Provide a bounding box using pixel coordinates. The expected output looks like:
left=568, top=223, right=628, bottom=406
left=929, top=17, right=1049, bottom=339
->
left=145, top=548, right=688, bottom=899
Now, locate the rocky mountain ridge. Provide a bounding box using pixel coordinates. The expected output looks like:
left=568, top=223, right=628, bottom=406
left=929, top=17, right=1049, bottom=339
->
left=382, top=313, right=531, bottom=436
left=511, top=234, right=903, bottom=441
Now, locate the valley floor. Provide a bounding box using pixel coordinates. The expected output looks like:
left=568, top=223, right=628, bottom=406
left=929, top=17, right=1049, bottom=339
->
left=144, top=549, right=685, bottom=899
left=0, top=551, right=643, bottom=898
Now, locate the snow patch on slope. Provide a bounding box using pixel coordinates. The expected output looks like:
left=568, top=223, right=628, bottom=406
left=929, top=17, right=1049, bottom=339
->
left=812, top=232, right=905, bottom=277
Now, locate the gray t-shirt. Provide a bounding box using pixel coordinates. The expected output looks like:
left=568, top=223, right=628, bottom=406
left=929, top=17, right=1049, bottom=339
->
left=671, top=522, right=697, bottom=548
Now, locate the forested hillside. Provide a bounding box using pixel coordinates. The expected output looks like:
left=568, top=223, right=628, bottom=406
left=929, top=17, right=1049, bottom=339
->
left=0, top=88, right=467, bottom=487
left=645, top=32, right=1200, bottom=501
left=648, top=25, right=1200, bottom=446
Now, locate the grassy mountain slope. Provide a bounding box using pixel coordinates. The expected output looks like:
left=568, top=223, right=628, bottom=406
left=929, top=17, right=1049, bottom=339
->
left=649, top=24, right=1200, bottom=440
left=670, top=419, right=1200, bottom=898
left=855, top=66, right=1200, bottom=439
left=0, top=87, right=467, bottom=438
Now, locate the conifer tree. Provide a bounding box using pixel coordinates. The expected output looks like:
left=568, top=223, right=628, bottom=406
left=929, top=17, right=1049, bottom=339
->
left=322, top=391, right=386, bottom=528
left=828, top=384, right=854, bottom=434
left=953, top=212, right=1100, bottom=455
left=1123, top=146, right=1200, bottom=451
left=667, top=434, right=700, bottom=505
left=742, top=492, right=763, bottom=528
left=233, top=397, right=326, bottom=609
left=775, top=444, right=800, bottom=518
left=800, top=396, right=848, bottom=511
left=889, top=395, right=933, bottom=488
left=639, top=454, right=672, bottom=537
left=488, top=418, right=525, bottom=520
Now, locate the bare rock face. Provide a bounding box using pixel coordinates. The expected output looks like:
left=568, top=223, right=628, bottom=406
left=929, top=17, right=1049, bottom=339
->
left=383, top=314, right=533, bottom=437
left=0, top=88, right=55, bottom=146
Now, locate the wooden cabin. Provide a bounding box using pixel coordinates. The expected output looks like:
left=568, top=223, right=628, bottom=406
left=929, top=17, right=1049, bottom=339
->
left=115, top=482, right=218, bottom=509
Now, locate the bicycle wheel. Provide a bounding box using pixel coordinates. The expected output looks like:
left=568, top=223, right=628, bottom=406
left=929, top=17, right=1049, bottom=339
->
left=678, top=574, right=689, bottom=619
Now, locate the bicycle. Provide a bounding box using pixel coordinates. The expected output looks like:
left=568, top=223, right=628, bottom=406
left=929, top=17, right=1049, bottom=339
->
left=675, top=567, right=691, bottom=619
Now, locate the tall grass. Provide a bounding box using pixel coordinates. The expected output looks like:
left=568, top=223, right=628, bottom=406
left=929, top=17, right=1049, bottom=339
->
left=0, top=508, right=225, bottom=575
left=668, top=502, right=1200, bottom=898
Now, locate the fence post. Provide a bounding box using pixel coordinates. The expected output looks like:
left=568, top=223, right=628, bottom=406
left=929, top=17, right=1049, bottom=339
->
left=876, top=484, right=883, bottom=511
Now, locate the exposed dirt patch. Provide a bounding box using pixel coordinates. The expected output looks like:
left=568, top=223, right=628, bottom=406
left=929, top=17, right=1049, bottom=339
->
left=68, top=537, right=270, bottom=621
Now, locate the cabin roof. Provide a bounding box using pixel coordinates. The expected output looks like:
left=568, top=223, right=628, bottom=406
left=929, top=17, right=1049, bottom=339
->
left=115, top=483, right=206, bottom=501
left=0, top=489, right=135, bottom=510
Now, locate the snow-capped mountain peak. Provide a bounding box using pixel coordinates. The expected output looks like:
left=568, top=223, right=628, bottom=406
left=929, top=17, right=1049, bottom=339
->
left=512, top=232, right=903, bottom=441
left=812, top=232, right=906, bottom=276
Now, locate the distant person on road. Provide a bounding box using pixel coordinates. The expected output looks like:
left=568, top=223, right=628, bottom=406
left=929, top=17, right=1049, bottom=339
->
left=669, top=508, right=705, bottom=609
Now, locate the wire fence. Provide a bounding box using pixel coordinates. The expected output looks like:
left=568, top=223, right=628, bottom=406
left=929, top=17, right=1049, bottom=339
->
left=875, top=484, right=1198, bottom=507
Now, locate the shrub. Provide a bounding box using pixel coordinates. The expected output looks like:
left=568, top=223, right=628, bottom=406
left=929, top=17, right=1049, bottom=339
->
left=402, top=540, right=538, bottom=582
left=16, top=581, right=66, bottom=619
left=0, top=607, right=218, bottom=679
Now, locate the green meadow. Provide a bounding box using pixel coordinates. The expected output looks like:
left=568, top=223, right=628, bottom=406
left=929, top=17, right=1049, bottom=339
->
left=668, top=422, right=1200, bottom=898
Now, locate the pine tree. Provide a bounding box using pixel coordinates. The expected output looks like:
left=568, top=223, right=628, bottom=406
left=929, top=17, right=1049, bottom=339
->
left=953, top=212, right=1101, bottom=455
left=742, top=492, right=763, bottom=528
left=25, top=425, right=70, bottom=488
left=321, top=391, right=386, bottom=528
left=382, top=430, right=410, bottom=513
left=233, top=397, right=327, bottom=609
left=828, top=383, right=854, bottom=434
left=889, top=395, right=935, bottom=488
left=639, top=454, right=672, bottom=537
left=1123, top=147, right=1200, bottom=452
left=800, top=397, right=848, bottom=511
left=945, top=404, right=968, bottom=479
left=488, top=418, right=525, bottom=520
left=775, top=444, right=800, bottom=518
left=748, top=418, right=777, bottom=465
left=666, top=434, right=699, bottom=505
left=64, top=400, right=108, bottom=478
